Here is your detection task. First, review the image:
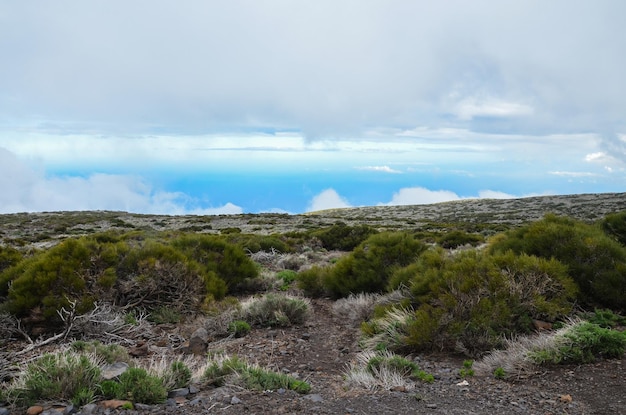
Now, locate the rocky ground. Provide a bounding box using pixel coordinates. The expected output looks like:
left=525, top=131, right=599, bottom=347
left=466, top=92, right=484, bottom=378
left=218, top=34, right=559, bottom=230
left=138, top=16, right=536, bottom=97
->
left=2, top=192, right=626, bottom=414
left=5, top=297, right=625, bottom=415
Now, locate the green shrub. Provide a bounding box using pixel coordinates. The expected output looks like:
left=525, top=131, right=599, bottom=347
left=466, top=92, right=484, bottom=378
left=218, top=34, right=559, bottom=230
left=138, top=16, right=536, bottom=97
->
left=437, top=230, right=483, bottom=249
left=276, top=270, right=297, bottom=290
left=489, top=214, right=626, bottom=310
left=459, top=360, right=474, bottom=378
left=528, top=321, right=626, bottom=364
left=241, top=294, right=310, bottom=327
left=296, top=266, right=330, bottom=297
left=118, top=367, right=167, bottom=404
left=228, top=320, right=251, bottom=337
left=493, top=367, right=506, bottom=379
left=14, top=352, right=101, bottom=406
left=324, top=232, right=426, bottom=298
left=163, top=361, right=192, bottom=389
left=582, top=309, right=626, bottom=328
left=0, top=245, right=23, bottom=277
left=203, top=355, right=310, bottom=393
left=99, top=380, right=122, bottom=399
left=601, top=210, right=626, bottom=246
left=70, top=340, right=130, bottom=364
left=311, top=223, right=378, bottom=251
left=172, top=234, right=258, bottom=293
left=375, top=249, right=577, bottom=355
left=148, top=306, right=181, bottom=324
left=3, top=239, right=96, bottom=319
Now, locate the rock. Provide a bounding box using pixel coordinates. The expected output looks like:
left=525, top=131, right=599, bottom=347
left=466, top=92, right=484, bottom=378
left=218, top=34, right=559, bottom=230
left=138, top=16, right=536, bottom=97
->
left=391, top=385, right=408, bottom=392
left=189, top=327, right=208, bottom=355
left=100, top=399, right=132, bottom=409
left=63, top=404, right=77, bottom=414
left=168, top=387, right=190, bottom=398
left=101, top=361, right=129, bottom=380
left=231, top=396, right=242, bottom=405
left=426, top=403, right=438, bottom=409
left=129, top=341, right=150, bottom=357
left=189, top=384, right=200, bottom=394
left=304, top=394, right=324, bottom=403
left=26, top=406, right=44, bottom=415
left=77, top=403, right=98, bottom=414
left=533, top=319, right=553, bottom=331
left=0, top=408, right=9, bottom=415
left=560, top=394, right=573, bottom=403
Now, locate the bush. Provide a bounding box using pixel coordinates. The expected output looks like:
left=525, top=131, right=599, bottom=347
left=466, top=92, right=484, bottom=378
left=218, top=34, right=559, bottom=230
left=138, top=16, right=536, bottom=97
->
left=163, top=361, right=192, bottom=389
left=345, top=351, right=433, bottom=391
left=3, top=239, right=97, bottom=319
left=228, top=320, right=251, bottom=337
left=437, top=230, right=483, bottom=249
left=12, top=352, right=101, bottom=406
left=527, top=321, right=626, bottom=364
left=172, top=234, right=258, bottom=292
left=489, top=214, right=626, bottom=310
left=117, top=367, right=167, bottom=404
left=601, top=210, right=626, bottom=246
left=203, top=355, right=310, bottom=394
left=324, top=232, right=426, bottom=298
left=311, top=223, right=378, bottom=251
left=296, top=266, right=330, bottom=297
left=368, top=249, right=577, bottom=355
left=70, top=340, right=130, bottom=364
left=276, top=270, right=297, bottom=290
left=240, top=294, right=310, bottom=327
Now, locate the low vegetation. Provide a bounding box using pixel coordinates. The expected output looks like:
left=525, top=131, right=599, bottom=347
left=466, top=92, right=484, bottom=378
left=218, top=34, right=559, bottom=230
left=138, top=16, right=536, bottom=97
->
left=1, top=199, right=625, bottom=411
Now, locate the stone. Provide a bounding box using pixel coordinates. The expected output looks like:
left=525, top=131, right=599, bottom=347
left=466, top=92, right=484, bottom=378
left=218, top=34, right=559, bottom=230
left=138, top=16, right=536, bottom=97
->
left=189, top=327, right=209, bottom=355
left=78, top=403, right=98, bottom=414
left=426, top=403, right=438, bottom=409
left=26, top=406, right=44, bottom=415
left=304, top=394, right=324, bottom=403
left=101, top=362, right=129, bottom=380
left=188, top=384, right=200, bottom=394
left=129, top=341, right=150, bottom=357
left=168, top=387, right=190, bottom=398
left=0, top=408, right=10, bottom=415
left=63, top=404, right=77, bottom=414
left=231, top=396, right=242, bottom=405
left=560, top=394, right=573, bottom=403
left=100, top=399, right=132, bottom=409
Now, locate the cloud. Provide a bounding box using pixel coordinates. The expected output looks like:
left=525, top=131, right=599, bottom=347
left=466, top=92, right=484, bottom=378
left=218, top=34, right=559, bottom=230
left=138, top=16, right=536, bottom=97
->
left=549, top=171, right=597, bottom=178
left=477, top=190, right=516, bottom=199
left=453, top=98, right=534, bottom=121
left=355, top=166, right=402, bottom=174
left=0, top=147, right=241, bottom=214
left=384, top=187, right=461, bottom=206
left=1, top=1, right=624, bottom=139
left=307, top=189, right=351, bottom=212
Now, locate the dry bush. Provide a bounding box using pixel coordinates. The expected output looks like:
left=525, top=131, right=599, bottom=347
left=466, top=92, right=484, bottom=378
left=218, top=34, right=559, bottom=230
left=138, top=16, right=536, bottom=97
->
left=332, top=290, right=410, bottom=326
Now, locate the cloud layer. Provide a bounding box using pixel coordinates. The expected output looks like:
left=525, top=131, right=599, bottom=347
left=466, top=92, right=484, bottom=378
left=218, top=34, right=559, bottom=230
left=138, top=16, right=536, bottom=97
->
left=0, top=148, right=241, bottom=214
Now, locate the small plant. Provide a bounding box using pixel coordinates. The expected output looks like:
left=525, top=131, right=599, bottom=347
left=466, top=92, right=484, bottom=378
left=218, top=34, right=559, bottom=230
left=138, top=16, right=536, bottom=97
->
left=164, top=361, right=192, bottom=389
left=71, top=340, right=130, bottom=364
left=583, top=309, right=626, bottom=328
left=203, top=355, right=310, bottom=393
left=99, top=380, right=122, bottom=399
left=12, top=351, right=102, bottom=406
left=118, top=367, right=167, bottom=404
left=345, top=351, right=434, bottom=391
left=459, top=360, right=475, bottom=378
left=240, top=294, right=310, bottom=327
left=228, top=320, right=251, bottom=337
left=527, top=321, right=626, bottom=364
left=121, top=402, right=134, bottom=410
left=276, top=270, right=297, bottom=290
left=493, top=367, right=506, bottom=379
left=148, top=306, right=181, bottom=324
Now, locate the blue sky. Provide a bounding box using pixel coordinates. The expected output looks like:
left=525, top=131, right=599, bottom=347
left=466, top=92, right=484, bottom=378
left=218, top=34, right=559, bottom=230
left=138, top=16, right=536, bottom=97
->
left=1, top=1, right=625, bottom=214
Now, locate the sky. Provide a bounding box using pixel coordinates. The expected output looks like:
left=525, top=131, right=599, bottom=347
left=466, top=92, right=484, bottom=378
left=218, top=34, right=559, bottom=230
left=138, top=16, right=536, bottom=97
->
left=1, top=1, right=625, bottom=215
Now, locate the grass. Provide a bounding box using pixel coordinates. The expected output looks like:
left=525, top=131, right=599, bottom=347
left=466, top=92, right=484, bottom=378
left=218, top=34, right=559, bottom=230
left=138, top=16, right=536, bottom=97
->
left=239, top=294, right=310, bottom=327
left=345, top=351, right=433, bottom=391
left=203, top=354, right=310, bottom=394
left=476, top=319, right=626, bottom=378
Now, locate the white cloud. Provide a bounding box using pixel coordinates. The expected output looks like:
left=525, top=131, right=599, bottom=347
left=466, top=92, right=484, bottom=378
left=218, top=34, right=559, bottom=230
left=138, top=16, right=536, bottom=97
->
left=453, top=98, right=534, bottom=121
left=549, top=171, right=597, bottom=178
left=477, top=190, right=516, bottom=199
left=355, top=166, right=402, bottom=174
left=384, top=187, right=461, bottom=206
left=307, top=189, right=351, bottom=212
left=0, top=147, right=241, bottom=215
